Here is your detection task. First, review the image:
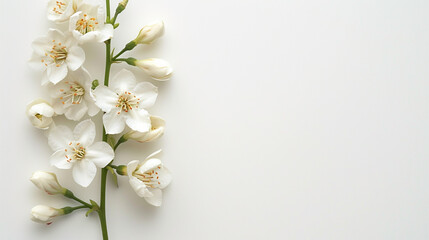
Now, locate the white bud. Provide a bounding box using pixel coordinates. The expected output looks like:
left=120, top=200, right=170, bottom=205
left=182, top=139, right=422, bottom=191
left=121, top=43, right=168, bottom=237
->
left=30, top=171, right=64, bottom=195
left=31, top=205, right=63, bottom=225
left=135, top=58, right=172, bottom=81
left=124, top=116, right=165, bottom=142
left=26, top=99, right=54, bottom=129
left=134, top=21, right=164, bottom=44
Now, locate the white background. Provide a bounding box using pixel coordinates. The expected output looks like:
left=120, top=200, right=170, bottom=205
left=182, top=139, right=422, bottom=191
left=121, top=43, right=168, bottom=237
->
left=1, top=0, right=429, bottom=239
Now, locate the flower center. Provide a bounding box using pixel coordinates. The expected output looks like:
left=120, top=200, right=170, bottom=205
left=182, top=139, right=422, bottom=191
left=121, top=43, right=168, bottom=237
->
left=116, top=91, right=140, bottom=114
left=75, top=14, right=99, bottom=34
left=35, top=113, right=43, bottom=120
left=59, top=81, right=85, bottom=105
left=42, top=40, right=68, bottom=67
left=133, top=166, right=162, bottom=188
left=52, top=1, right=67, bottom=15
left=65, top=142, right=86, bottom=162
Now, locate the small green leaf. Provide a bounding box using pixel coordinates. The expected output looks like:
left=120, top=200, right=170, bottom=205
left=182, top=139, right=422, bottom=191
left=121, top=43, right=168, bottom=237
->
left=114, top=23, right=120, bottom=29
left=90, top=200, right=100, bottom=210
left=106, top=166, right=119, bottom=187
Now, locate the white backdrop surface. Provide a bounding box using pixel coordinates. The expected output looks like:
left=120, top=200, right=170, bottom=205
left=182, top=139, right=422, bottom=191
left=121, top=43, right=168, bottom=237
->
left=1, top=0, right=429, bottom=239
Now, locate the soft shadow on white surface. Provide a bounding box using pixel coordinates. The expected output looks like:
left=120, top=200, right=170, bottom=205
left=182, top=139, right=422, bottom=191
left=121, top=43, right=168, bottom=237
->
left=1, top=0, right=429, bottom=239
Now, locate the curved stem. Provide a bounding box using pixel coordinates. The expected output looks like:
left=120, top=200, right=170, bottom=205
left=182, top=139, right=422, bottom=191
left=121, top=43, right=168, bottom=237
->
left=69, top=195, right=92, bottom=208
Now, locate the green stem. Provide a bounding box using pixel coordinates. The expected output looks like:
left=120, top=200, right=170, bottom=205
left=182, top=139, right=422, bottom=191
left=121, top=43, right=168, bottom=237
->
left=98, top=1, right=112, bottom=239
left=114, top=135, right=127, bottom=150
left=69, top=196, right=92, bottom=208
left=70, top=205, right=89, bottom=211
left=112, top=49, right=127, bottom=60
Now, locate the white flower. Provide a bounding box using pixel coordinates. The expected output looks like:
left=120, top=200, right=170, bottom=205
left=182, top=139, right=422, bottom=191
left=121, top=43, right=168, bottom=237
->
left=30, top=171, right=65, bottom=195
left=124, top=116, right=165, bottom=142
left=134, top=21, right=164, bottom=45
left=29, top=29, right=85, bottom=85
left=31, top=205, right=62, bottom=225
left=49, top=68, right=99, bottom=121
left=26, top=99, right=55, bottom=129
left=48, top=119, right=114, bottom=187
left=69, top=2, right=113, bottom=43
left=127, top=150, right=172, bottom=206
left=47, top=0, right=81, bottom=23
left=93, top=69, right=158, bottom=134
left=135, top=58, right=172, bottom=81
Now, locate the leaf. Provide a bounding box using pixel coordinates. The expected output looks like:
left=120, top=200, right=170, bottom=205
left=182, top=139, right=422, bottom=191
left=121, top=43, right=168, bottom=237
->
left=106, top=166, right=119, bottom=188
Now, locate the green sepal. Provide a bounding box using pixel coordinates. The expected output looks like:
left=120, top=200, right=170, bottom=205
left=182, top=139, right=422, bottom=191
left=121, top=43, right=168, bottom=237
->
left=106, top=166, right=119, bottom=187
left=63, top=189, right=75, bottom=199
left=116, top=165, right=128, bottom=176
left=85, top=200, right=100, bottom=217
left=124, top=41, right=137, bottom=51
left=106, top=134, right=116, bottom=149
left=61, top=207, right=74, bottom=215
left=124, top=57, right=137, bottom=66
left=114, top=23, right=120, bottom=29
left=91, top=79, right=99, bottom=90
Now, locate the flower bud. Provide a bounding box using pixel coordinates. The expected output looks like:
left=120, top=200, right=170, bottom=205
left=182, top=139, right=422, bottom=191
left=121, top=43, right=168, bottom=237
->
left=115, top=0, right=128, bottom=15
left=135, top=58, right=172, bottom=81
left=134, top=21, right=164, bottom=44
left=124, top=116, right=165, bottom=142
left=26, top=99, right=54, bottom=129
left=30, top=171, right=65, bottom=195
left=31, top=205, right=63, bottom=225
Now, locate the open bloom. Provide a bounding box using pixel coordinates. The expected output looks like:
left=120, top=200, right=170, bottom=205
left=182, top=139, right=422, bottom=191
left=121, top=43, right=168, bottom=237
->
left=124, top=116, right=165, bottom=142
left=29, top=29, right=85, bottom=85
left=49, top=68, right=99, bottom=121
left=134, top=21, right=164, bottom=44
left=69, top=2, right=113, bottom=43
left=26, top=99, right=55, bottom=129
left=93, top=69, right=158, bottom=134
left=31, top=205, right=63, bottom=225
left=127, top=150, right=172, bottom=206
left=47, top=0, right=81, bottom=23
left=135, top=58, right=172, bottom=81
left=30, top=171, right=65, bottom=195
left=48, top=119, right=114, bottom=187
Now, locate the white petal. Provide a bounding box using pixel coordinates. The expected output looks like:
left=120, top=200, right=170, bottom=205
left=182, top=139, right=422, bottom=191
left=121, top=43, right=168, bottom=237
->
left=125, top=109, right=151, bottom=133
left=110, top=69, right=136, bottom=93
left=85, top=142, right=114, bottom=168
left=66, top=46, right=85, bottom=71
left=72, top=160, right=97, bottom=187
left=64, top=102, right=88, bottom=121
left=144, top=188, right=163, bottom=206
left=129, top=177, right=152, bottom=197
left=78, top=31, right=98, bottom=43
left=31, top=37, right=49, bottom=55
left=146, top=149, right=163, bottom=160
left=103, top=109, right=126, bottom=134
left=48, top=125, right=73, bottom=151
left=136, top=158, right=162, bottom=174
left=97, top=23, right=114, bottom=42
left=157, top=166, right=172, bottom=189
left=28, top=53, right=46, bottom=71
left=134, top=82, right=158, bottom=109
left=47, top=64, right=68, bottom=84
left=73, top=119, right=95, bottom=146
left=86, top=99, right=100, bottom=116
left=50, top=150, right=73, bottom=169
left=127, top=160, right=139, bottom=176
left=93, top=86, right=118, bottom=112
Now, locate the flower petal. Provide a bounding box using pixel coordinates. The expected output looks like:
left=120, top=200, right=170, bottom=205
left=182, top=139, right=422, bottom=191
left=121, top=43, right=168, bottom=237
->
left=97, top=23, right=114, bottom=42
left=85, top=142, right=114, bottom=168
left=28, top=53, right=46, bottom=71
left=66, top=46, right=85, bottom=71
left=73, top=119, right=96, bottom=146
left=93, top=86, right=118, bottom=112
left=72, top=160, right=97, bottom=187
left=125, top=109, right=151, bottom=133
left=136, top=158, right=162, bottom=174
left=50, top=150, right=73, bottom=169
left=144, top=188, right=163, bottom=206
left=64, top=102, right=88, bottom=121
left=47, top=64, right=68, bottom=84
left=127, top=160, right=139, bottom=176
left=110, top=69, right=136, bottom=93
left=103, top=109, right=126, bottom=134
left=48, top=125, right=73, bottom=151
left=134, top=82, right=158, bottom=109
left=129, top=176, right=152, bottom=197
left=157, top=166, right=173, bottom=189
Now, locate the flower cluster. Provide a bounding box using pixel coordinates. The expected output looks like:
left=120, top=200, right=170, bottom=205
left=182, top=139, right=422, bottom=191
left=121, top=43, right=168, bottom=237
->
left=27, top=0, right=173, bottom=236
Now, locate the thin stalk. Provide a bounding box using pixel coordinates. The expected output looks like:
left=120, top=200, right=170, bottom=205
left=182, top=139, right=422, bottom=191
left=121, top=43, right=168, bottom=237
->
left=69, top=195, right=92, bottom=208
left=98, top=0, right=112, bottom=239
